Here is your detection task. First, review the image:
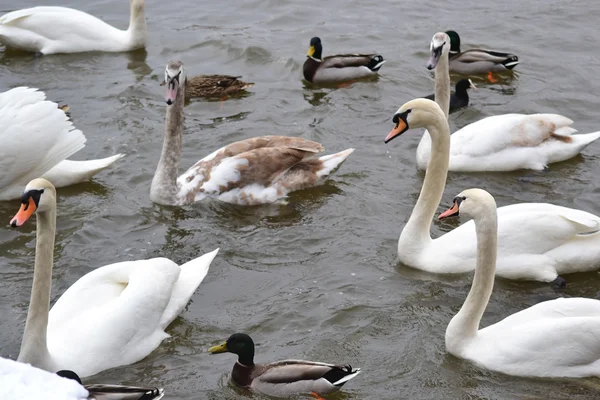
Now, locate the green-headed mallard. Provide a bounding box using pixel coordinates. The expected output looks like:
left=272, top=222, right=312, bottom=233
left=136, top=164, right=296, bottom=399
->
left=303, top=36, right=385, bottom=84
left=445, top=30, right=519, bottom=83
left=208, top=333, right=361, bottom=399
left=161, top=74, right=253, bottom=100
left=0, top=355, right=164, bottom=400
left=56, top=370, right=165, bottom=400
left=424, top=78, right=476, bottom=113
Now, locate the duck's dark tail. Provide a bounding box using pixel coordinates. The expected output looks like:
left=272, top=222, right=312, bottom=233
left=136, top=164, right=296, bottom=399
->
left=324, top=365, right=362, bottom=387
left=367, top=55, right=386, bottom=71
left=502, top=55, right=519, bottom=70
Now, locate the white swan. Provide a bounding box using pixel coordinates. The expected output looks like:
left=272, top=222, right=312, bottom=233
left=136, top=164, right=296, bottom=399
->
left=0, top=0, right=146, bottom=55
left=385, top=98, right=600, bottom=284
left=416, top=33, right=600, bottom=172
left=9, top=178, right=219, bottom=378
left=1, top=357, right=164, bottom=399
left=150, top=60, right=354, bottom=206
left=0, top=87, right=123, bottom=201
left=439, top=188, right=600, bottom=378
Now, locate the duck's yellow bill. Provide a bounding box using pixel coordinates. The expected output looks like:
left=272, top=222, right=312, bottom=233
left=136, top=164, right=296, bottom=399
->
left=307, top=45, right=315, bottom=57
left=208, top=342, right=228, bottom=354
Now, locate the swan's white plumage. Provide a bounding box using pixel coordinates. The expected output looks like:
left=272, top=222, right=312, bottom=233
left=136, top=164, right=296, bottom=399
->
left=390, top=98, right=600, bottom=283
left=0, top=356, right=88, bottom=399
left=44, top=248, right=219, bottom=378
left=422, top=203, right=600, bottom=282
left=444, top=189, right=600, bottom=378
left=0, top=2, right=146, bottom=54
left=417, top=113, right=600, bottom=171
left=0, top=87, right=123, bottom=201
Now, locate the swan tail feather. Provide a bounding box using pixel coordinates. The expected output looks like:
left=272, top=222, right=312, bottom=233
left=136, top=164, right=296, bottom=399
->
left=316, top=148, right=355, bottom=179
left=158, top=248, right=219, bottom=329
left=41, top=154, right=124, bottom=188
left=0, top=87, right=87, bottom=191
left=572, top=130, right=600, bottom=147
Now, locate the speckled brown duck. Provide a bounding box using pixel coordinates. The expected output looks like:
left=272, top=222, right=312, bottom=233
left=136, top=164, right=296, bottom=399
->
left=209, top=333, right=361, bottom=399
left=161, top=73, right=253, bottom=100
left=185, top=74, right=253, bottom=99
left=151, top=60, right=354, bottom=206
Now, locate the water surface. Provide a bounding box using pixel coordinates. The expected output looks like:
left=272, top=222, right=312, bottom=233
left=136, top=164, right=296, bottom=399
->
left=2, top=0, right=600, bottom=399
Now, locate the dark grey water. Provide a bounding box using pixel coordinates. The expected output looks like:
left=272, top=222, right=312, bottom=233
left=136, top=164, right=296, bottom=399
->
left=2, top=0, right=600, bottom=398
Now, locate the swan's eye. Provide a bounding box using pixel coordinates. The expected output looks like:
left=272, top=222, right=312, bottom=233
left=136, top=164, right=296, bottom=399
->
left=21, top=189, right=44, bottom=208
left=453, top=195, right=466, bottom=206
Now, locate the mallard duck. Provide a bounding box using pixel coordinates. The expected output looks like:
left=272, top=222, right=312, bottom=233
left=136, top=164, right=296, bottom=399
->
left=56, top=370, right=164, bottom=400
left=0, top=356, right=164, bottom=400
left=445, top=30, right=519, bottom=83
left=303, top=36, right=385, bottom=84
left=424, top=78, right=476, bottom=113
left=161, top=74, right=253, bottom=100
left=208, top=333, right=361, bottom=399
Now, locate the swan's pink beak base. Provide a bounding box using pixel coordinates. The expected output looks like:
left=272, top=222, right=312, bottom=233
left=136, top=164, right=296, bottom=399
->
left=165, top=85, right=178, bottom=104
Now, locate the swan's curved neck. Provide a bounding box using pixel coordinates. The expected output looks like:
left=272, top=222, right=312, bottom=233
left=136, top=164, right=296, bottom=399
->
left=446, top=208, right=498, bottom=349
left=435, top=51, right=451, bottom=119
left=150, top=82, right=186, bottom=205
left=127, top=0, right=147, bottom=47
left=416, top=51, right=450, bottom=166
left=17, top=204, right=56, bottom=370
left=400, top=110, right=450, bottom=251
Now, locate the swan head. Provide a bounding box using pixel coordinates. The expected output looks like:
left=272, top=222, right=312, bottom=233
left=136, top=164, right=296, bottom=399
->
left=307, top=37, right=323, bottom=60
left=438, top=188, right=496, bottom=220
left=445, top=30, right=461, bottom=54
left=165, top=60, right=186, bottom=105
left=10, top=179, right=56, bottom=228
left=384, top=98, right=443, bottom=144
left=426, top=32, right=450, bottom=70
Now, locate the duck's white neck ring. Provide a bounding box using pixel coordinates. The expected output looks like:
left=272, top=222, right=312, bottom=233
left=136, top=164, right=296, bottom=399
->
left=236, top=361, right=252, bottom=368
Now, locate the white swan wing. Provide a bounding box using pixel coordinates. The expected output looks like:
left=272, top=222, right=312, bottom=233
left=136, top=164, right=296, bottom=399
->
left=0, top=356, right=88, bottom=399
left=0, top=7, right=125, bottom=53
left=450, top=114, right=573, bottom=158
left=0, top=87, right=86, bottom=200
left=47, top=258, right=182, bottom=377
left=432, top=203, right=600, bottom=279
left=441, top=203, right=600, bottom=253
left=474, top=299, right=600, bottom=376
left=177, top=136, right=324, bottom=203
left=159, top=248, right=219, bottom=329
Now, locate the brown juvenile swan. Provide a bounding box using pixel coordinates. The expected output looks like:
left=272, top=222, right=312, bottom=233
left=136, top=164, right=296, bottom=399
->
left=150, top=60, right=355, bottom=206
